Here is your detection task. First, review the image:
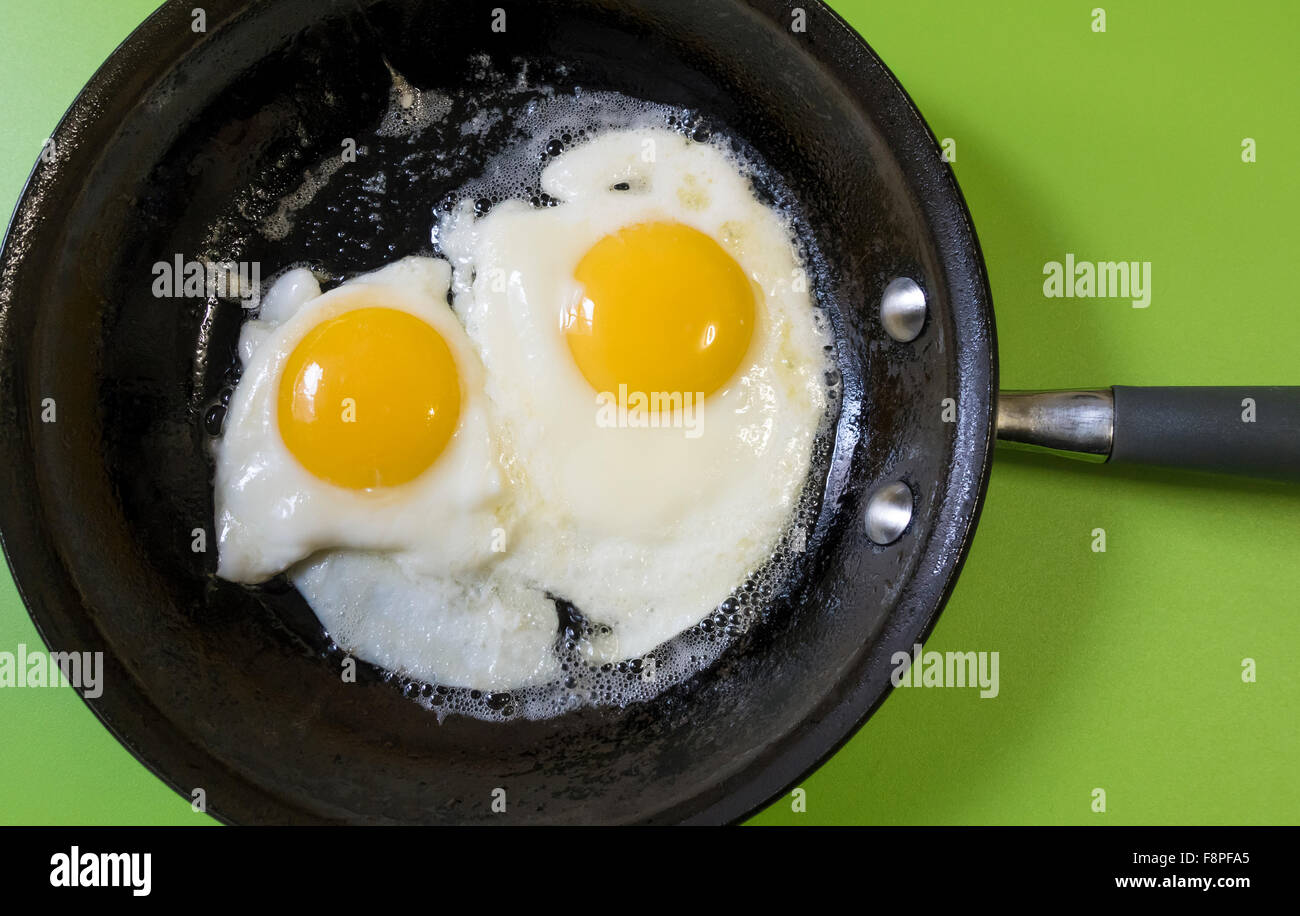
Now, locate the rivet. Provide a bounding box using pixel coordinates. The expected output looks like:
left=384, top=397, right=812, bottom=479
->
left=864, top=481, right=913, bottom=545
left=880, top=277, right=926, bottom=342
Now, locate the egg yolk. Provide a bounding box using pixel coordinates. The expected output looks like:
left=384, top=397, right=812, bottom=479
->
left=277, top=306, right=461, bottom=489
left=565, top=221, right=756, bottom=399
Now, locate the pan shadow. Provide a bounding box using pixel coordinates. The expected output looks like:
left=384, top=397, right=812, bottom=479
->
left=995, top=447, right=1300, bottom=504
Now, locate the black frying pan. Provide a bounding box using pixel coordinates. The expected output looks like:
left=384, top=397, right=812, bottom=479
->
left=0, top=0, right=1296, bottom=825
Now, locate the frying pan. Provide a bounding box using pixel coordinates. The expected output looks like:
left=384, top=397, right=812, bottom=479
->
left=1, top=0, right=1297, bottom=826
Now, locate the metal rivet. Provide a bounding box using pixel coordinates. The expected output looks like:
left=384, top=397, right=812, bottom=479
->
left=864, top=481, right=913, bottom=545
left=880, top=277, right=926, bottom=342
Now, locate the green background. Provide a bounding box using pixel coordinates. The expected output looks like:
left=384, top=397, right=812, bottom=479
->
left=1, top=0, right=1296, bottom=826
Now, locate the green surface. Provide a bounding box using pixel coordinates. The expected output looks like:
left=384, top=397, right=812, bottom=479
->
left=1, top=0, right=1296, bottom=826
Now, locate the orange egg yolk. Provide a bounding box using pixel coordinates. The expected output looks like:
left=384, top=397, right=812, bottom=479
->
left=565, top=221, right=756, bottom=399
left=277, top=306, right=461, bottom=489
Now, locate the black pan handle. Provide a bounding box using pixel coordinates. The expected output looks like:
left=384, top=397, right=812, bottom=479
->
left=996, top=387, right=1300, bottom=480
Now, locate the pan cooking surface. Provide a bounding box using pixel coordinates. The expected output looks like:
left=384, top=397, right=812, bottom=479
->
left=194, top=57, right=852, bottom=721
left=0, top=0, right=995, bottom=823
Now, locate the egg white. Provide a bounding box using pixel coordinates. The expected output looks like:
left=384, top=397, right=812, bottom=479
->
left=291, top=551, right=560, bottom=690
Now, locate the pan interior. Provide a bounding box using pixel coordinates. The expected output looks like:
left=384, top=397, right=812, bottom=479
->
left=199, top=62, right=847, bottom=722
left=0, top=0, right=993, bottom=824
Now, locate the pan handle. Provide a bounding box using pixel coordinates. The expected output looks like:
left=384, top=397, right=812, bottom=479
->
left=996, top=387, right=1300, bottom=480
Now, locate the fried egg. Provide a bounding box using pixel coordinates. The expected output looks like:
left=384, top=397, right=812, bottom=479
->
left=215, top=257, right=505, bottom=582
left=214, top=257, right=559, bottom=689
left=441, top=127, right=832, bottom=663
